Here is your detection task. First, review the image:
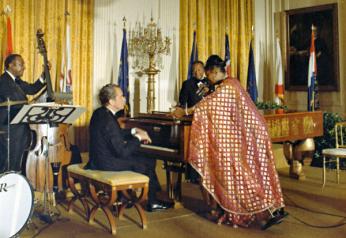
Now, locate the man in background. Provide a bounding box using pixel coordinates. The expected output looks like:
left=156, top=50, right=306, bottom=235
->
left=176, top=60, right=212, bottom=183
left=178, top=60, right=210, bottom=108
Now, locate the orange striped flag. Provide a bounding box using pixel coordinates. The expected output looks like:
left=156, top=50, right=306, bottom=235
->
left=307, top=27, right=317, bottom=111
left=4, top=16, right=13, bottom=57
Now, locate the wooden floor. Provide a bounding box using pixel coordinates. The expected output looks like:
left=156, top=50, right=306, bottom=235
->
left=19, top=165, right=346, bottom=238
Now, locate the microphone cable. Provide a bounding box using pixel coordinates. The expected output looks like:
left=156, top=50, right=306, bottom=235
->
left=283, top=192, right=346, bottom=228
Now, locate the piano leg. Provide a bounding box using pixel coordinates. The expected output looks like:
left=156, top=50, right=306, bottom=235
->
left=175, top=171, right=182, bottom=201
left=283, top=138, right=315, bottom=180
left=163, top=161, right=184, bottom=207
left=165, top=161, right=172, bottom=198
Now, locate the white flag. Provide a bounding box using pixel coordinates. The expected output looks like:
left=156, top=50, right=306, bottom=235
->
left=274, top=37, right=284, bottom=105
left=60, top=23, right=72, bottom=93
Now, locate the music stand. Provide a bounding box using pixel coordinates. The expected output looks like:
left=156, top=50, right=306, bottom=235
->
left=11, top=102, right=86, bottom=223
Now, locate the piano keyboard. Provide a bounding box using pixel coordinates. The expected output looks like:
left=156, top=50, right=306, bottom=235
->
left=140, top=144, right=178, bottom=153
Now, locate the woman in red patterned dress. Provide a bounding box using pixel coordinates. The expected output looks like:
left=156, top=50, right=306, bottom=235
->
left=188, top=55, right=287, bottom=229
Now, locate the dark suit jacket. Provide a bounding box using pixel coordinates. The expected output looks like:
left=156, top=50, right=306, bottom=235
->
left=86, top=106, right=141, bottom=171
left=178, top=77, right=211, bottom=108
left=0, top=71, right=45, bottom=172
left=0, top=72, right=45, bottom=126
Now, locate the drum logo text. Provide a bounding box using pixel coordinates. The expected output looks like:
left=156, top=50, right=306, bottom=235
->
left=0, top=183, right=8, bottom=192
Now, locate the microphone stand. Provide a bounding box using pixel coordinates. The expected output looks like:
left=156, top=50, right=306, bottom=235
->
left=51, top=161, right=62, bottom=202
left=38, top=126, right=62, bottom=224
left=6, top=98, right=10, bottom=171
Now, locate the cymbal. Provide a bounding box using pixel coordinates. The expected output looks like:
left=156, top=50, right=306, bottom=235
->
left=0, top=131, right=6, bottom=134
left=0, top=100, right=28, bottom=107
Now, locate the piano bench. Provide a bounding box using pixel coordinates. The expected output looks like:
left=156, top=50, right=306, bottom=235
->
left=67, top=163, right=149, bottom=236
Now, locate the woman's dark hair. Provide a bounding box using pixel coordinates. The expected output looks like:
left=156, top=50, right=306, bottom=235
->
left=99, top=84, right=120, bottom=106
left=204, top=55, right=226, bottom=73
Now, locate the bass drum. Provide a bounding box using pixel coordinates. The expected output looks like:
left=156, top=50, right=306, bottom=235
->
left=0, top=172, right=34, bottom=238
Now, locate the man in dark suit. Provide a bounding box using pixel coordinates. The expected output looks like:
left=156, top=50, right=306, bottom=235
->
left=177, top=61, right=210, bottom=183
left=178, top=60, right=210, bottom=108
left=0, top=54, right=46, bottom=173
left=86, top=84, right=170, bottom=212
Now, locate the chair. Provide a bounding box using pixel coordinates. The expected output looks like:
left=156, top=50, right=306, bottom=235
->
left=322, top=121, right=346, bottom=188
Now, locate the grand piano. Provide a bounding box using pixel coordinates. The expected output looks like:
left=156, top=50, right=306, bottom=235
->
left=124, top=111, right=323, bottom=200
left=125, top=112, right=192, bottom=201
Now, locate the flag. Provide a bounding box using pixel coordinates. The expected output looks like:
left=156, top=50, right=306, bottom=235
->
left=187, top=31, right=198, bottom=80
left=4, top=16, right=13, bottom=57
left=225, top=33, right=231, bottom=77
left=314, top=77, right=320, bottom=110
left=118, top=28, right=129, bottom=114
left=60, top=23, right=72, bottom=93
left=246, top=42, right=258, bottom=102
left=274, top=37, right=284, bottom=105
left=307, top=29, right=318, bottom=111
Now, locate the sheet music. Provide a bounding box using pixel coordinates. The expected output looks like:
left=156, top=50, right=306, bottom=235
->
left=11, top=102, right=86, bottom=124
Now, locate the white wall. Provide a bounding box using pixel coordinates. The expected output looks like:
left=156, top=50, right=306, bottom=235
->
left=93, top=0, right=180, bottom=114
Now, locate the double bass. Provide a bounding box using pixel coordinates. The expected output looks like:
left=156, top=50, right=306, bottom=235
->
left=25, top=29, right=72, bottom=193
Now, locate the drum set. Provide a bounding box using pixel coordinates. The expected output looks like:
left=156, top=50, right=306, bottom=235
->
left=0, top=172, right=34, bottom=238
left=0, top=99, right=61, bottom=238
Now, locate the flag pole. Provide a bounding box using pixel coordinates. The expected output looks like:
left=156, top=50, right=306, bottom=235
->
left=251, top=25, right=254, bottom=45
left=64, top=0, right=70, bottom=16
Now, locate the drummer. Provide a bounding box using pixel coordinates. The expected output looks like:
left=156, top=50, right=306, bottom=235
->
left=0, top=54, right=46, bottom=173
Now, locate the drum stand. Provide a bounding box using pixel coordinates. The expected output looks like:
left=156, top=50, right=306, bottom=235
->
left=11, top=102, right=84, bottom=225
left=6, top=98, right=11, bottom=171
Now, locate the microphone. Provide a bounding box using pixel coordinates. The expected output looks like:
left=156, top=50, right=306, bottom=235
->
left=196, top=81, right=209, bottom=97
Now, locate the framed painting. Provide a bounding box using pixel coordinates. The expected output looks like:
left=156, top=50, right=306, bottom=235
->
left=286, top=4, right=339, bottom=91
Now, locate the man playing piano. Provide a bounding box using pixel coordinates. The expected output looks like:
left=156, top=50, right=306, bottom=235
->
left=85, top=84, right=170, bottom=212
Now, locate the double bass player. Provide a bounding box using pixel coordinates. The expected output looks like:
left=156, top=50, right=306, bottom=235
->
left=0, top=54, right=46, bottom=173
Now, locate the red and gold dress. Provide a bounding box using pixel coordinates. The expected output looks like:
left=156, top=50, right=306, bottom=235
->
left=188, top=78, right=284, bottom=226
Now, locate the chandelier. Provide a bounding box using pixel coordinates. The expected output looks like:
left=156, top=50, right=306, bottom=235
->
left=129, top=17, right=171, bottom=112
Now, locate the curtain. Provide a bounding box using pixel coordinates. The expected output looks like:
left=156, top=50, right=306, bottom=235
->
left=0, top=0, right=93, bottom=151
left=179, top=0, right=253, bottom=89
